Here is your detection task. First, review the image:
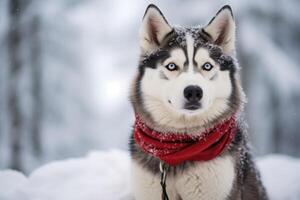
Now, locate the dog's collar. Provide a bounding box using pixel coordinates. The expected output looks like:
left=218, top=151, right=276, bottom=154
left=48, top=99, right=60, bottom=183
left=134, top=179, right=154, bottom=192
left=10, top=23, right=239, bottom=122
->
left=134, top=115, right=237, bottom=166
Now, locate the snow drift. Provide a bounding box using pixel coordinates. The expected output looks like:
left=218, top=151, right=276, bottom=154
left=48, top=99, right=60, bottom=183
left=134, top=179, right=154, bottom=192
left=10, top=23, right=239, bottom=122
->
left=0, top=150, right=299, bottom=200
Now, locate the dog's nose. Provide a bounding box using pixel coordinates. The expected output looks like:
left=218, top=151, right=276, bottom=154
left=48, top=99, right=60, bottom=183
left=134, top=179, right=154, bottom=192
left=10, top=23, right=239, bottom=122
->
left=184, top=85, right=203, bottom=102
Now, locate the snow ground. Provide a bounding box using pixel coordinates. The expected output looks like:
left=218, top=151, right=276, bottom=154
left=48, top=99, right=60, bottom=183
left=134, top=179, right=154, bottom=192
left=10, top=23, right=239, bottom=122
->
left=0, top=150, right=299, bottom=200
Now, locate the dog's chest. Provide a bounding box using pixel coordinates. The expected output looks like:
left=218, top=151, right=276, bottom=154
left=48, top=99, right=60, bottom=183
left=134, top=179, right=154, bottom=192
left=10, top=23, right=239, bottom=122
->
left=131, top=155, right=235, bottom=200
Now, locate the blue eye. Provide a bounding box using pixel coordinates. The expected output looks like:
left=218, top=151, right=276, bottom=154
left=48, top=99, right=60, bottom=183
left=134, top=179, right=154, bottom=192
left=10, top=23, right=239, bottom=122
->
left=165, top=63, right=178, bottom=71
left=202, top=62, right=213, bottom=71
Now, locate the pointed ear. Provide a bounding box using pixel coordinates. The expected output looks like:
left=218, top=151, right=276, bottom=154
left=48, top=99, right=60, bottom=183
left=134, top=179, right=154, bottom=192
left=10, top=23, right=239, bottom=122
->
left=204, top=5, right=236, bottom=54
left=139, top=4, right=172, bottom=53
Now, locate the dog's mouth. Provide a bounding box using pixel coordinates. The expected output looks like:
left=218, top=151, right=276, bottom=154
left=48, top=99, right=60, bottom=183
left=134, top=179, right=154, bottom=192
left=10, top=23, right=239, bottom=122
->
left=167, top=99, right=203, bottom=114
left=184, top=101, right=201, bottom=111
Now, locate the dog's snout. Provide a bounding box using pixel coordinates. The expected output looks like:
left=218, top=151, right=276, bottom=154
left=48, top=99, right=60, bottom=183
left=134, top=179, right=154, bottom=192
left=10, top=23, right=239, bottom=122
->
left=183, top=85, right=203, bottom=102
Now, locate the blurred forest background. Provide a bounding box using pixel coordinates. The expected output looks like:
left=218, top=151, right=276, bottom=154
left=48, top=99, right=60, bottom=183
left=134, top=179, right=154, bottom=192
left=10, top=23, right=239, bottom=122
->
left=0, top=0, right=300, bottom=172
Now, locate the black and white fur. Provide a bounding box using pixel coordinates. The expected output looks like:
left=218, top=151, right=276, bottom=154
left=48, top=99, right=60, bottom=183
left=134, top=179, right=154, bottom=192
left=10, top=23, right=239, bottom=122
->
left=129, top=4, right=268, bottom=200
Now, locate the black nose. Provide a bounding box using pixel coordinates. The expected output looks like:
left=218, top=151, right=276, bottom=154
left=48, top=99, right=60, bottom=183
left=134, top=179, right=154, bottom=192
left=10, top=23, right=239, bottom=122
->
left=184, top=85, right=203, bottom=102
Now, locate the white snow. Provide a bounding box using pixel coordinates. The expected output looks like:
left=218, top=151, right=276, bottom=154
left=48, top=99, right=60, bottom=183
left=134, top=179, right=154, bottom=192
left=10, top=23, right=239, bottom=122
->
left=0, top=150, right=299, bottom=200
left=258, top=155, right=300, bottom=200
left=0, top=150, right=132, bottom=200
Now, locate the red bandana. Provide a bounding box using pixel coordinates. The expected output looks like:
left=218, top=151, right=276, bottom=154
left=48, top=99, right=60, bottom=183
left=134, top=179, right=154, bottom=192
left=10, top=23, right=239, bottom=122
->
left=134, top=115, right=237, bottom=166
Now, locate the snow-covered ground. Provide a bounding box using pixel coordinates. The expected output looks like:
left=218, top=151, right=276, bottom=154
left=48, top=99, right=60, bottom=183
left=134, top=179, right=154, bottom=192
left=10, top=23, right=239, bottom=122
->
left=0, top=150, right=299, bottom=200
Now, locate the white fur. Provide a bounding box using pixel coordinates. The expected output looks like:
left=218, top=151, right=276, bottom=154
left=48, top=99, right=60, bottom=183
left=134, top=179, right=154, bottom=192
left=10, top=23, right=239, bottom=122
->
left=131, top=155, right=235, bottom=200
left=131, top=161, right=178, bottom=200
left=186, top=34, right=194, bottom=73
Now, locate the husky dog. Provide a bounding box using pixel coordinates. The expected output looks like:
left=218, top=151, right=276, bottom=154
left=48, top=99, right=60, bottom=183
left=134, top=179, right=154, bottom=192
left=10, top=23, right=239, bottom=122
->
left=129, top=4, right=268, bottom=200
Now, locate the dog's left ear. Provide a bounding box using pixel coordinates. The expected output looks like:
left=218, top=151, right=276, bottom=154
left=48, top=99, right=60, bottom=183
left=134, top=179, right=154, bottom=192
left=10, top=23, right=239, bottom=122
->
left=139, top=4, right=172, bottom=53
left=204, top=5, right=236, bottom=55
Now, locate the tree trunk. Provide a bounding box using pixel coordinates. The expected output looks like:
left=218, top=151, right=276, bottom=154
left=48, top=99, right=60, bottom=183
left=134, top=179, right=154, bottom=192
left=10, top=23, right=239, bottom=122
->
left=30, top=15, right=43, bottom=157
left=7, top=0, right=23, bottom=171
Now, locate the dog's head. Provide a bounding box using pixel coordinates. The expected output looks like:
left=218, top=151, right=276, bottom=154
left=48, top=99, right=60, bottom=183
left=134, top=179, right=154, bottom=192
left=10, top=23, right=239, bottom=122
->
left=130, top=4, right=245, bottom=132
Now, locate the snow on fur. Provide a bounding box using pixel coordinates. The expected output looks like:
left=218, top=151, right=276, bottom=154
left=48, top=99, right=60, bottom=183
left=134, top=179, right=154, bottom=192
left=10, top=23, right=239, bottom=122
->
left=0, top=150, right=299, bottom=200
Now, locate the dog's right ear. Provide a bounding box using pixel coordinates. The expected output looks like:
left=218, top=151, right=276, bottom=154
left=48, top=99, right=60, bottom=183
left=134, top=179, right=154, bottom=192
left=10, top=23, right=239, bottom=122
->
left=139, top=4, right=172, bottom=53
